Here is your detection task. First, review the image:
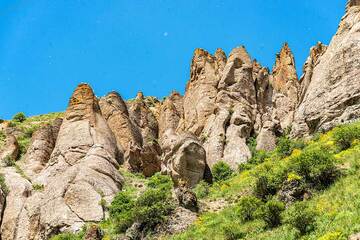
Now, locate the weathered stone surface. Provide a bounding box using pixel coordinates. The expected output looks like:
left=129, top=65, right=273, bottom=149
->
left=350, top=232, right=360, bottom=240
left=298, top=42, right=327, bottom=103
left=99, top=92, right=142, bottom=158
left=22, top=118, right=63, bottom=178
left=129, top=92, right=159, bottom=144
left=0, top=84, right=124, bottom=240
left=202, top=46, right=256, bottom=168
left=175, top=187, right=198, bottom=212
left=158, top=92, right=183, bottom=141
left=178, top=49, right=225, bottom=135
left=161, top=129, right=206, bottom=188
left=0, top=134, right=19, bottom=163
left=271, top=43, right=299, bottom=130
left=292, top=4, right=360, bottom=137
left=0, top=168, right=32, bottom=240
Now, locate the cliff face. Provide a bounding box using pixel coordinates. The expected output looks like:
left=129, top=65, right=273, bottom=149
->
left=0, top=2, right=359, bottom=239
left=292, top=2, right=360, bottom=137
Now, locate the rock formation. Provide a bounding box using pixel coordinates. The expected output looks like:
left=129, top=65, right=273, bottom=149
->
left=0, top=135, right=19, bottom=164
left=292, top=2, right=360, bottom=137
left=0, top=84, right=124, bottom=239
left=161, top=129, right=206, bottom=188
left=22, top=118, right=63, bottom=178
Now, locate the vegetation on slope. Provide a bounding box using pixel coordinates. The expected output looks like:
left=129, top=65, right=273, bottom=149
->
left=171, top=121, right=360, bottom=240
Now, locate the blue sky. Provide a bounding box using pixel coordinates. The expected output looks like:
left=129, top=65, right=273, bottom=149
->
left=0, top=0, right=346, bottom=119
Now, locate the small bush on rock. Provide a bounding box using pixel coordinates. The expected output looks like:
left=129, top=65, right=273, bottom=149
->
left=12, top=112, right=26, bottom=123
left=255, top=200, right=285, bottom=228
left=283, top=201, right=316, bottom=235
left=212, top=161, right=234, bottom=182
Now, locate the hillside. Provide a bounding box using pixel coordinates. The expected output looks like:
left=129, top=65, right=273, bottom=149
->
left=0, top=1, right=359, bottom=240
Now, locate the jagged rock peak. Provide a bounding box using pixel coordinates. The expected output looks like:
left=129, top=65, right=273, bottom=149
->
left=136, top=91, right=145, bottom=100
left=347, top=0, right=360, bottom=11
left=299, top=42, right=327, bottom=102
left=65, top=83, right=100, bottom=122
left=272, top=43, right=298, bottom=92
left=227, top=45, right=252, bottom=65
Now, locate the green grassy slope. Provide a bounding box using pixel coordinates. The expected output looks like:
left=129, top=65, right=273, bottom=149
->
left=170, top=122, right=360, bottom=240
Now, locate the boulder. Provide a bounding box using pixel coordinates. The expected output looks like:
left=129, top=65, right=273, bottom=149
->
left=161, top=129, right=207, bottom=188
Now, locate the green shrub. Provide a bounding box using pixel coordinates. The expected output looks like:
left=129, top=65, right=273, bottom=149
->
left=109, top=191, right=135, bottom=233
left=283, top=201, right=316, bottom=235
left=134, top=188, right=174, bottom=231
left=147, top=172, right=173, bottom=191
left=333, top=124, right=360, bottom=150
left=32, top=184, right=44, bottom=191
left=290, top=146, right=337, bottom=188
left=3, top=155, right=15, bottom=167
left=0, top=174, right=9, bottom=196
left=212, top=161, right=234, bottom=182
left=50, top=232, right=83, bottom=240
left=249, top=150, right=270, bottom=165
left=254, top=170, right=286, bottom=200
left=12, top=112, right=26, bottom=123
left=193, top=180, right=210, bottom=199
left=255, top=200, right=285, bottom=228
left=222, top=223, right=245, bottom=240
left=276, top=136, right=294, bottom=157
left=236, top=196, right=263, bottom=222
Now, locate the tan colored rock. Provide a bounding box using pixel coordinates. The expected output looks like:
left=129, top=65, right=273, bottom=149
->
left=161, top=129, right=206, bottom=188
left=0, top=168, right=32, bottom=240
left=202, top=46, right=256, bottom=168
left=129, top=92, right=159, bottom=144
left=22, top=118, right=62, bottom=178
left=99, top=91, right=142, bottom=154
left=0, top=134, right=19, bottom=163
left=179, top=49, right=225, bottom=135
left=158, top=91, right=183, bottom=141
left=292, top=3, right=360, bottom=137
left=271, top=43, right=299, bottom=130
left=298, top=42, right=327, bottom=102
left=0, top=84, right=124, bottom=240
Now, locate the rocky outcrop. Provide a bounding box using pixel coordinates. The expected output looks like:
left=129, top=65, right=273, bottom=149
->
left=292, top=3, right=360, bottom=137
left=22, top=118, right=63, bottom=178
left=158, top=92, right=183, bottom=141
left=0, top=134, right=19, bottom=164
left=126, top=92, right=162, bottom=177
left=100, top=91, right=161, bottom=177
left=298, top=42, right=327, bottom=103
left=271, top=43, right=299, bottom=130
left=161, top=129, right=206, bottom=188
left=178, top=48, right=226, bottom=135
left=201, top=46, right=256, bottom=168
left=99, top=91, right=143, bottom=155
left=0, top=84, right=124, bottom=240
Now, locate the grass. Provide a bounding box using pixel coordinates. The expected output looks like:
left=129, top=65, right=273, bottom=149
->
left=170, top=121, right=360, bottom=240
